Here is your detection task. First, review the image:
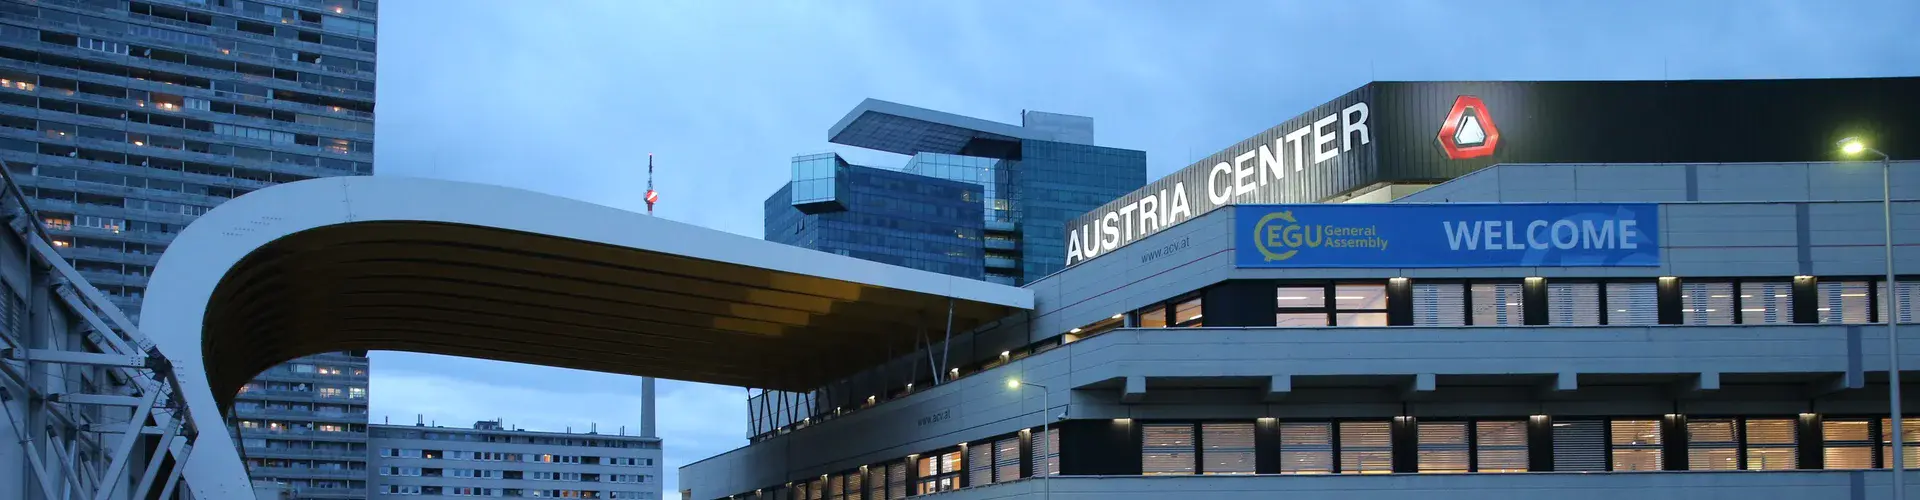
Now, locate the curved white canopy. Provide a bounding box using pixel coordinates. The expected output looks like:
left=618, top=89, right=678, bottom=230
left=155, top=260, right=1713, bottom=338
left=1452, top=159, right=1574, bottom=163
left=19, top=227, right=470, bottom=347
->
left=140, top=176, right=1031, bottom=498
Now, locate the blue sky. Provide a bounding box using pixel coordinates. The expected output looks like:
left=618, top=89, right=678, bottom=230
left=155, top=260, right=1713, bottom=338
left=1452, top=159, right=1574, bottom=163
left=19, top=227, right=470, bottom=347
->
left=365, top=0, right=1918, bottom=493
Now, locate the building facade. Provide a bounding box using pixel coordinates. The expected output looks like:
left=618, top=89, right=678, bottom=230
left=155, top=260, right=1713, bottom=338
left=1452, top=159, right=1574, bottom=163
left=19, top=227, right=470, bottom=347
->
left=682, top=77, right=1920, bottom=500
left=767, top=99, right=1145, bottom=286
left=369, top=420, right=664, bottom=500
left=0, top=0, right=377, bottom=497
left=767, top=153, right=986, bottom=280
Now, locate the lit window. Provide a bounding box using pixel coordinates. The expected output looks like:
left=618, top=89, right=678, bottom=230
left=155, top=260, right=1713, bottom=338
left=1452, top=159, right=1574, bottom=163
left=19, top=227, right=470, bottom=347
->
left=1142, top=423, right=1196, bottom=475
left=1201, top=422, right=1255, bottom=475
left=1745, top=418, right=1797, bottom=470
left=1825, top=418, right=1874, bottom=469
left=1610, top=419, right=1663, bottom=471
left=1818, top=280, right=1872, bottom=324
left=1417, top=421, right=1469, bottom=473
left=1278, top=422, right=1333, bottom=474
left=1475, top=421, right=1528, bottom=472
left=1686, top=419, right=1738, bottom=470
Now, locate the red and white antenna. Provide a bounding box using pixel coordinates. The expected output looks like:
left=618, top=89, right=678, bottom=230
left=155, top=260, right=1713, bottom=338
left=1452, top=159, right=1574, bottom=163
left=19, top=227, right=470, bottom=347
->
left=644, top=153, right=659, bottom=215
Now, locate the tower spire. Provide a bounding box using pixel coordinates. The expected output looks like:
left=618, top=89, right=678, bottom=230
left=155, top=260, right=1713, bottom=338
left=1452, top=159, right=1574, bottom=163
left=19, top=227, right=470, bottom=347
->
left=645, top=153, right=659, bottom=215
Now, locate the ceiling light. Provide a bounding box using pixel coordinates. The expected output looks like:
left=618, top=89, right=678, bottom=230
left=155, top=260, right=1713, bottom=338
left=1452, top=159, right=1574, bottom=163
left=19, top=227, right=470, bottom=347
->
left=1069, top=327, right=1082, bottom=334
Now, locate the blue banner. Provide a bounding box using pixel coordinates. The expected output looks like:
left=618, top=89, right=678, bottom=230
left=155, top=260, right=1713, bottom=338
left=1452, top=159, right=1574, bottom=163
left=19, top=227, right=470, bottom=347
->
left=1234, top=203, right=1660, bottom=268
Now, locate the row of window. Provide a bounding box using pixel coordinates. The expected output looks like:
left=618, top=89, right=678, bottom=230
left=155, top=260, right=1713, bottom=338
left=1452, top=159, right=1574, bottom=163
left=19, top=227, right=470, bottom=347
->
left=369, top=429, right=657, bottom=449
left=1109, top=277, right=1917, bottom=334
left=386, top=488, right=646, bottom=499
left=238, top=381, right=367, bottom=398
left=2, top=92, right=372, bottom=161
left=28, top=27, right=377, bottom=97
left=0, top=60, right=370, bottom=136
left=1135, top=416, right=1920, bottom=475
left=748, top=429, right=1056, bottom=500
left=237, top=420, right=361, bottom=433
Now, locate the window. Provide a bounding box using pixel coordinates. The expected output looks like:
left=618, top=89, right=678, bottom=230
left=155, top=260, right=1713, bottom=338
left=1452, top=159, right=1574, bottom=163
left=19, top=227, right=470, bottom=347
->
left=913, top=451, right=960, bottom=494
left=1606, top=281, right=1660, bottom=325
left=1278, top=422, right=1333, bottom=474
left=1882, top=418, right=1920, bottom=469
left=349, top=387, right=367, bottom=399
left=1741, top=280, right=1793, bottom=324
left=1031, top=428, right=1058, bottom=477
left=1879, top=281, right=1918, bottom=324
left=1339, top=421, right=1392, bottom=474
left=1275, top=285, right=1327, bottom=327
left=1552, top=420, right=1607, bottom=472
left=291, top=364, right=315, bottom=373
left=1172, top=296, right=1203, bottom=327
left=1746, top=418, right=1797, bottom=470
left=1202, top=422, right=1255, bottom=475
left=1334, top=283, right=1389, bottom=326
left=1475, top=421, right=1529, bottom=472
left=967, top=443, right=991, bottom=486
left=1610, top=419, right=1663, bottom=471
left=1686, top=419, right=1738, bottom=471
left=1142, top=423, right=1196, bottom=475
left=1137, top=304, right=1167, bottom=328
left=1470, top=282, right=1525, bottom=326
left=993, top=437, right=1020, bottom=482
left=1819, top=280, right=1872, bottom=324
left=844, top=470, right=863, bottom=500
left=1413, top=283, right=1466, bottom=326
left=1417, top=421, right=1469, bottom=473
left=1826, top=418, right=1874, bottom=469
left=317, top=386, right=342, bottom=398
left=1681, top=281, right=1736, bottom=325
left=1547, top=282, right=1600, bottom=326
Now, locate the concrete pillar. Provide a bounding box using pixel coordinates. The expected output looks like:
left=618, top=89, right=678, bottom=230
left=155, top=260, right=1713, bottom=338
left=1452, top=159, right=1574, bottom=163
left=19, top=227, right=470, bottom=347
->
left=641, top=377, right=657, bottom=438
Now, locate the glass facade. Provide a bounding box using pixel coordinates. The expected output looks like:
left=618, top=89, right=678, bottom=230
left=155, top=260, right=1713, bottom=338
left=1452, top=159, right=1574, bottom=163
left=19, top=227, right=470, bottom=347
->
left=1012, top=140, right=1146, bottom=280
left=770, top=103, right=1144, bottom=285
left=766, top=154, right=985, bottom=279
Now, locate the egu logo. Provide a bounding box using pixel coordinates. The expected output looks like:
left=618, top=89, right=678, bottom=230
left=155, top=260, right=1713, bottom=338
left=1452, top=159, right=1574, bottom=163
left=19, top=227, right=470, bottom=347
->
left=1254, top=211, right=1305, bottom=262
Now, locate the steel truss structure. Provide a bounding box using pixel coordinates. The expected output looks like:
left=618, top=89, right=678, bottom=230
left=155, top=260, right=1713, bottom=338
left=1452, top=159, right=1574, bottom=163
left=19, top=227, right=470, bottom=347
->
left=0, top=163, right=204, bottom=500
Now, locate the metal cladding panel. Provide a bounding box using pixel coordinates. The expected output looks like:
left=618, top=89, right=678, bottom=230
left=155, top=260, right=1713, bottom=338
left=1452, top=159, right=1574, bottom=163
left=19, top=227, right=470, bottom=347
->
left=1063, top=77, right=1920, bottom=271
left=1063, top=84, right=1379, bottom=268
left=1369, top=78, right=1920, bottom=183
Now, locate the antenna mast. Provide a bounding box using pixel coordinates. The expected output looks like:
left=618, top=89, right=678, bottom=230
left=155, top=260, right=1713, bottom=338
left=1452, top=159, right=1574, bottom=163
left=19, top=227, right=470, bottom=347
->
left=645, top=153, right=659, bottom=215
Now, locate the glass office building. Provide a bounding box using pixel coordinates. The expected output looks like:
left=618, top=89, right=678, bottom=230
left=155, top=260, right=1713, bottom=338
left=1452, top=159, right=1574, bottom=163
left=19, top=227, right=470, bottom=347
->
left=769, top=100, right=1145, bottom=285
left=766, top=153, right=985, bottom=279
left=0, top=1, right=377, bottom=498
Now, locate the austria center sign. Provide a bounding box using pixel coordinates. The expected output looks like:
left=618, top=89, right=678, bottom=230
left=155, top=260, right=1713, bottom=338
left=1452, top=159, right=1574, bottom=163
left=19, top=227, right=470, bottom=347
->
left=1233, top=204, right=1661, bottom=268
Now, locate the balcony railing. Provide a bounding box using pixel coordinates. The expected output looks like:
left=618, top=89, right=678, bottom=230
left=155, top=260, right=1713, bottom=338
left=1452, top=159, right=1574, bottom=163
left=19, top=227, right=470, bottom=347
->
left=248, top=466, right=366, bottom=479
left=0, top=56, right=375, bottom=120
left=243, top=446, right=366, bottom=460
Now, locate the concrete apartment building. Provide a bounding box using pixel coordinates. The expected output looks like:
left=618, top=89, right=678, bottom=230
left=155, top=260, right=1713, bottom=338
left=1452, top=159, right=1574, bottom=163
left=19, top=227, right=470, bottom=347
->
left=369, top=418, right=663, bottom=500
left=0, top=0, right=377, bottom=497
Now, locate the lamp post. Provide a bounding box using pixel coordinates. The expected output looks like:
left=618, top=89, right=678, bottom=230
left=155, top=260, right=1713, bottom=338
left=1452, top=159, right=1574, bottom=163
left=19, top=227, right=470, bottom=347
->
left=1008, top=378, right=1051, bottom=500
left=1840, top=136, right=1902, bottom=497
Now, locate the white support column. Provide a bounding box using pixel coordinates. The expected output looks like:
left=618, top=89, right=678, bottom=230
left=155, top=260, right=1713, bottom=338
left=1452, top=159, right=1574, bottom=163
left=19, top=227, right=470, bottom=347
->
left=156, top=442, right=193, bottom=500
left=130, top=416, right=183, bottom=500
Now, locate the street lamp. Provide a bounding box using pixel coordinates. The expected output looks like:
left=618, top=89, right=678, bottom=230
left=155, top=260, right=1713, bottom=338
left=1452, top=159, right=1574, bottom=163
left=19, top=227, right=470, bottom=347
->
left=1007, top=378, right=1052, bottom=500
left=1839, top=136, right=1902, bottom=496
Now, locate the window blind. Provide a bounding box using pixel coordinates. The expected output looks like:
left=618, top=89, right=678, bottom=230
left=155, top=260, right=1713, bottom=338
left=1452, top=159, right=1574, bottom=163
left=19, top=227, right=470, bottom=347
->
left=1610, top=419, right=1663, bottom=471
left=1142, top=423, right=1197, bottom=475
left=1681, top=282, right=1736, bottom=325
left=1824, top=419, right=1874, bottom=469
left=1139, top=305, right=1168, bottom=328
left=846, top=469, right=864, bottom=500
left=1031, top=428, right=1058, bottom=477
left=1686, top=419, right=1739, bottom=471
left=1414, top=283, right=1466, bottom=326
left=885, top=462, right=906, bottom=499
left=1548, top=282, right=1601, bottom=326
left=967, top=443, right=992, bottom=486
left=1880, top=282, right=1918, bottom=324
left=1278, top=422, right=1333, bottom=474
left=1552, top=420, right=1607, bottom=472
left=1201, top=422, right=1256, bottom=475
left=1470, top=283, right=1525, bottom=326
left=1339, top=421, right=1393, bottom=474
left=1417, top=422, right=1470, bottom=473
left=807, top=479, right=823, bottom=500
left=1475, top=421, right=1529, bottom=472
left=1745, top=418, right=1797, bottom=470
left=1173, top=297, right=1204, bottom=326
left=1741, top=280, right=1793, bottom=325
left=827, top=475, right=844, bottom=500
left=993, top=438, right=1020, bottom=483
left=1606, top=281, right=1660, bottom=325
left=1880, top=418, right=1920, bottom=469
left=1819, top=281, right=1872, bottom=324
